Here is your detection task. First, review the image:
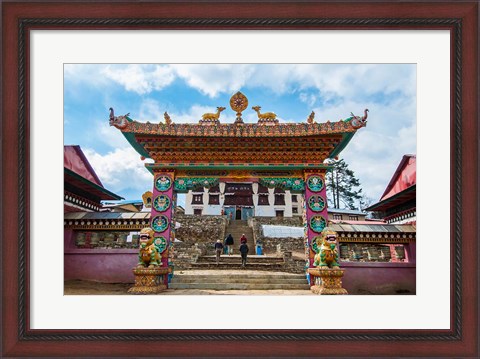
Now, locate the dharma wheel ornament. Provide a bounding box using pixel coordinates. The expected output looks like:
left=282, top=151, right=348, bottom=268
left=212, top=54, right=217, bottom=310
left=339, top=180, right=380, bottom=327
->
left=230, top=91, right=248, bottom=124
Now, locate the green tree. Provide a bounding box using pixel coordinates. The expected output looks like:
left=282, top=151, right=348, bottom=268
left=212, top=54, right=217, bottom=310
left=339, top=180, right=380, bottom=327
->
left=325, top=159, right=363, bottom=210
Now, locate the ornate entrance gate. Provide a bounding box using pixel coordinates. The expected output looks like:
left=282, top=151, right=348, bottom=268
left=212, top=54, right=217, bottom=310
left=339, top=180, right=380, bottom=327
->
left=110, top=91, right=367, bottom=287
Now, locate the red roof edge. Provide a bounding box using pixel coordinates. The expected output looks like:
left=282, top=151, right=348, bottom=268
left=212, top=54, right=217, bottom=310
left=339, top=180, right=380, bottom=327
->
left=380, top=154, right=416, bottom=201
left=64, top=145, right=104, bottom=187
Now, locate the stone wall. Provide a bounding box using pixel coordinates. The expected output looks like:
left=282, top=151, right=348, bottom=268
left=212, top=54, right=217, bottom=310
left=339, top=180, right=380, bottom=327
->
left=260, top=236, right=305, bottom=253
left=171, top=242, right=209, bottom=270
left=175, top=214, right=228, bottom=245
left=250, top=217, right=304, bottom=254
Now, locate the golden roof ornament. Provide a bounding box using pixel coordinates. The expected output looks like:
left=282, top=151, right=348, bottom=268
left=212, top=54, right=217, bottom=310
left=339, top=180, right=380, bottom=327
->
left=141, top=191, right=153, bottom=208
left=163, top=111, right=173, bottom=125
left=252, top=105, right=279, bottom=125
left=230, top=91, right=248, bottom=124
left=199, top=106, right=225, bottom=125
left=307, top=111, right=315, bottom=124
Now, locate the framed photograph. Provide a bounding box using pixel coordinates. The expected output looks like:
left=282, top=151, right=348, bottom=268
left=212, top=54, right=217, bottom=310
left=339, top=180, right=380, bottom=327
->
left=2, top=1, right=478, bottom=357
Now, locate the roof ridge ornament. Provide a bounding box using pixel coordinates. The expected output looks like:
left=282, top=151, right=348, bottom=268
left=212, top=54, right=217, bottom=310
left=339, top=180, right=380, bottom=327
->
left=230, top=91, right=248, bottom=124
left=163, top=111, right=173, bottom=125
left=349, top=109, right=369, bottom=129
left=252, top=105, right=279, bottom=125
left=199, top=106, right=226, bottom=125
left=108, top=107, right=130, bottom=130
left=307, top=111, right=315, bottom=124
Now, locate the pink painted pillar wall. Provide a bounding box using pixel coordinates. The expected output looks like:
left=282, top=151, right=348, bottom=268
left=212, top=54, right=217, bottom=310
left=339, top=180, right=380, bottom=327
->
left=304, top=170, right=329, bottom=285
left=150, top=170, right=175, bottom=285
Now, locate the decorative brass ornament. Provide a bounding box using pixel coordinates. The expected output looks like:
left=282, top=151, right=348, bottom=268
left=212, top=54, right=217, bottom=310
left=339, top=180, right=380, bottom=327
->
left=252, top=105, right=277, bottom=121
left=200, top=106, right=225, bottom=124
left=230, top=91, right=248, bottom=123
left=142, top=191, right=153, bottom=208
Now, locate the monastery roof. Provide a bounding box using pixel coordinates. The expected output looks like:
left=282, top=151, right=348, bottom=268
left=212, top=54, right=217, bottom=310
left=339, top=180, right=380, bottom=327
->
left=330, top=223, right=415, bottom=233
left=365, top=155, right=416, bottom=212
left=64, top=145, right=103, bottom=186
left=380, top=154, right=416, bottom=201
left=64, top=145, right=123, bottom=201
left=328, top=208, right=366, bottom=215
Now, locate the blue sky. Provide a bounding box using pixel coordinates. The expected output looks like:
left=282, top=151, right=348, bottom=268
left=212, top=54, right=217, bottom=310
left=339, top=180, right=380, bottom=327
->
left=64, top=64, right=416, bottom=208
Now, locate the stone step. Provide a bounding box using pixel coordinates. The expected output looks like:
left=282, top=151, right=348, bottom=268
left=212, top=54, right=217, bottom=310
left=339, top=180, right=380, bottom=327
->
left=198, top=255, right=283, bottom=264
left=168, top=283, right=310, bottom=290
left=191, top=262, right=287, bottom=270
left=171, top=277, right=307, bottom=284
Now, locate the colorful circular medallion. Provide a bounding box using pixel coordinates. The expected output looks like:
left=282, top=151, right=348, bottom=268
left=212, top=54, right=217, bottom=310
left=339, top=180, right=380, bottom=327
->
left=310, top=215, right=327, bottom=233
left=155, top=175, right=172, bottom=192
left=308, top=195, right=326, bottom=212
left=153, top=195, right=171, bottom=212
left=307, top=176, right=324, bottom=192
left=151, top=215, right=169, bottom=233
left=153, top=236, right=167, bottom=253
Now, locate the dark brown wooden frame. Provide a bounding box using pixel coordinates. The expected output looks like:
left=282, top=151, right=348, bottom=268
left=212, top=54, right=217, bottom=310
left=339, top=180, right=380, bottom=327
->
left=2, top=1, right=478, bottom=357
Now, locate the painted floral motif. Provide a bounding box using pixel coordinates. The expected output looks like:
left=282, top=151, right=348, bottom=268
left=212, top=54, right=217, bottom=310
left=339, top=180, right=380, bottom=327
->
left=174, top=177, right=219, bottom=192
left=308, top=195, right=326, bottom=212
left=151, top=215, right=169, bottom=233
left=154, top=236, right=168, bottom=254
left=153, top=195, right=171, bottom=212
left=155, top=175, right=172, bottom=192
left=259, top=177, right=305, bottom=192
left=307, top=176, right=324, bottom=192
left=310, top=215, right=327, bottom=233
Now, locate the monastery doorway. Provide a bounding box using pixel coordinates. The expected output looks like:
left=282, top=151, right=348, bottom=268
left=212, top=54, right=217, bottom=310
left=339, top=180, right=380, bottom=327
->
left=235, top=208, right=242, bottom=220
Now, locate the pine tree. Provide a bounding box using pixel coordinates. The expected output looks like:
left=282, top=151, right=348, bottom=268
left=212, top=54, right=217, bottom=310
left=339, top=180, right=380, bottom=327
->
left=325, top=159, right=363, bottom=210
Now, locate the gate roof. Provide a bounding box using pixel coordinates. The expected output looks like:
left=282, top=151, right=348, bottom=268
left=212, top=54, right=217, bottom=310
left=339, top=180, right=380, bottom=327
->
left=110, top=96, right=367, bottom=171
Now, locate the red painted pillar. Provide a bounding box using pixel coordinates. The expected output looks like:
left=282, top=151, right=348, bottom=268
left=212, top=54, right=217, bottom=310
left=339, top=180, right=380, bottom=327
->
left=150, top=170, right=175, bottom=285
left=304, top=170, right=329, bottom=285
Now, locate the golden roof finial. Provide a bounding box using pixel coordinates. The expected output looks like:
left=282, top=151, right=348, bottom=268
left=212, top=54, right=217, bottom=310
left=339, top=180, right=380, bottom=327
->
left=230, top=91, right=248, bottom=124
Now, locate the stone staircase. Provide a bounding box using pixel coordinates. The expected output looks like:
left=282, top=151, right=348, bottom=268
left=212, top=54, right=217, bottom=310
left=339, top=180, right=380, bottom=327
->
left=192, top=254, right=285, bottom=270
left=169, top=271, right=310, bottom=290
left=224, top=220, right=255, bottom=252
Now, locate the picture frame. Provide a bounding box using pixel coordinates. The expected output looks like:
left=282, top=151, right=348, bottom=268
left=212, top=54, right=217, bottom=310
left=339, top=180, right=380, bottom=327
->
left=2, top=1, right=478, bottom=357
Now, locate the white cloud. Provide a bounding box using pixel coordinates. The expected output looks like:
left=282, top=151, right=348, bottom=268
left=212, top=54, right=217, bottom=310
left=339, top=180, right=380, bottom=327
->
left=83, top=147, right=152, bottom=195
left=139, top=98, right=164, bottom=122
left=101, top=65, right=175, bottom=95
left=171, top=64, right=255, bottom=98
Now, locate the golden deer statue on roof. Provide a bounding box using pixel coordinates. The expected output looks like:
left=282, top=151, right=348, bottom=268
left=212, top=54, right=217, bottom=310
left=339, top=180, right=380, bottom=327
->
left=202, top=107, right=226, bottom=121
left=252, top=105, right=277, bottom=121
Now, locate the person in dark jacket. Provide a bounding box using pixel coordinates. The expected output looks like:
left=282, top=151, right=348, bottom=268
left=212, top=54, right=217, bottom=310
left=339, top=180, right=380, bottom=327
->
left=224, top=233, right=234, bottom=255
left=214, top=239, right=224, bottom=265
left=239, top=242, right=249, bottom=267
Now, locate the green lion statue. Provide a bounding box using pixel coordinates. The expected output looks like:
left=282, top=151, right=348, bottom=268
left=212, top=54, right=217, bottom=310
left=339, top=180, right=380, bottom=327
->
left=313, top=227, right=340, bottom=268
left=137, top=227, right=161, bottom=268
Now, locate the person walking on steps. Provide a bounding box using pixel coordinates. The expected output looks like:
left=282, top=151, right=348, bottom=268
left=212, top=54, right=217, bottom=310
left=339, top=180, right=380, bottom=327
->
left=240, top=233, right=247, bottom=245
left=225, top=233, right=234, bottom=255
left=214, top=239, right=224, bottom=265
left=239, top=242, right=249, bottom=267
